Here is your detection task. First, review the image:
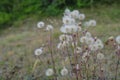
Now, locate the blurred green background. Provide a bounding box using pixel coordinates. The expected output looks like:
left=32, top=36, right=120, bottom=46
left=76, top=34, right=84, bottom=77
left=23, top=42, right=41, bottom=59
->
left=0, top=0, right=120, bottom=29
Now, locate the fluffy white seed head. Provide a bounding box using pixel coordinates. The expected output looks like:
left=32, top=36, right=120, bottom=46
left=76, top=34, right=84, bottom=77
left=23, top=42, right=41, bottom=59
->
left=64, top=8, right=71, bottom=16
left=37, top=21, right=45, bottom=28
left=86, top=37, right=94, bottom=45
left=89, top=44, right=98, bottom=51
left=116, top=36, right=120, bottom=44
left=34, top=48, right=43, bottom=56
left=85, top=32, right=92, bottom=38
left=71, top=10, right=79, bottom=19
left=59, top=34, right=72, bottom=42
left=80, top=36, right=87, bottom=43
left=79, top=13, right=85, bottom=20
left=89, top=20, right=96, bottom=27
left=46, top=25, right=53, bottom=31
left=61, top=67, right=68, bottom=76
left=60, top=25, right=78, bottom=33
left=45, top=68, right=54, bottom=76
left=97, top=43, right=104, bottom=50
left=62, top=16, right=75, bottom=25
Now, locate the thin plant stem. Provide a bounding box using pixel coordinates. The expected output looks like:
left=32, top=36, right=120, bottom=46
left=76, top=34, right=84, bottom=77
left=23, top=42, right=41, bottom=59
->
left=48, top=31, right=57, bottom=80
left=32, top=59, right=39, bottom=72
left=115, top=57, right=119, bottom=80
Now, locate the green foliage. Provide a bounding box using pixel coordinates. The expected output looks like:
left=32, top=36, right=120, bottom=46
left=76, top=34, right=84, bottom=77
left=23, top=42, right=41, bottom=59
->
left=0, top=0, right=119, bottom=29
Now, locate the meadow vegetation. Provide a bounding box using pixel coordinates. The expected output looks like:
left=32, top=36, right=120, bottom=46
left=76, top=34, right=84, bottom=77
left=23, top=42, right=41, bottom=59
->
left=0, top=2, right=120, bottom=80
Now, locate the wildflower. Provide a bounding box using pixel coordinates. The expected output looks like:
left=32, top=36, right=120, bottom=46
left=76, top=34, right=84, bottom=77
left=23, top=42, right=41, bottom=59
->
left=46, top=25, right=53, bottom=31
left=79, top=13, right=85, bottom=20
left=61, top=67, right=68, bottom=76
left=37, top=21, right=44, bottom=28
left=34, top=48, right=43, bottom=56
left=116, top=36, right=120, bottom=44
left=97, top=53, right=104, bottom=60
left=45, top=68, right=54, bottom=76
left=89, top=20, right=96, bottom=27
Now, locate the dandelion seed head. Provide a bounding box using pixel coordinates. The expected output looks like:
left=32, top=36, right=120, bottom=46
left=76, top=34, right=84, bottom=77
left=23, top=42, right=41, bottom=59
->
left=34, top=48, right=43, bottom=56
left=79, top=13, right=85, bottom=20
left=116, top=35, right=120, bottom=44
left=45, top=68, right=54, bottom=76
left=61, top=67, right=68, bottom=76
left=46, top=25, right=53, bottom=31
left=37, top=21, right=45, bottom=28
left=89, top=20, right=96, bottom=27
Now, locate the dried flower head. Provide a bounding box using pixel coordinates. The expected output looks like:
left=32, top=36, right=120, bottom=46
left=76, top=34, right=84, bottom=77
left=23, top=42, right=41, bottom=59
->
left=37, top=21, right=45, bottom=28
left=61, top=67, right=68, bottom=76
left=46, top=25, right=53, bottom=31
left=34, top=48, right=43, bottom=56
left=45, top=68, right=54, bottom=76
left=79, top=13, right=85, bottom=20
left=89, top=20, right=96, bottom=27
left=116, top=36, right=120, bottom=44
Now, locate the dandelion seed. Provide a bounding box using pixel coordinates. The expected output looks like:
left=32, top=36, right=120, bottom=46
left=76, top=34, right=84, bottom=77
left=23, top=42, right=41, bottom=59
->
left=89, top=20, right=96, bottom=27
left=63, top=16, right=75, bottom=25
left=61, top=67, right=68, bottom=76
left=45, top=68, right=54, bottom=76
left=71, top=10, right=79, bottom=18
left=89, top=44, right=98, bottom=51
left=79, top=13, right=85, bottom=20
left=85, top=32, right=92, bottom=38
left=97, top=43, right=104, bottom=49
left=116, top=36, right=120, bottom=44
left=86, top=37, right=94, bottom=45
left=64, top=8, right=71, bottom=16
left=37, top=21, right=44, bottom=28
left=34, top=48, right=43, bottom=56
left=46, top=25, right=53, bottom=31
left=80, top=36, right=87, bottom=43
left=60, top=25, right=78, bottom=33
